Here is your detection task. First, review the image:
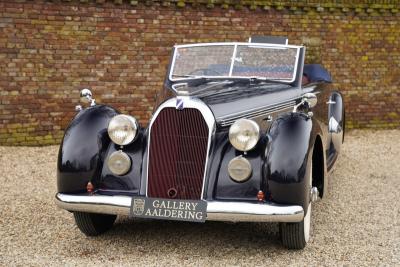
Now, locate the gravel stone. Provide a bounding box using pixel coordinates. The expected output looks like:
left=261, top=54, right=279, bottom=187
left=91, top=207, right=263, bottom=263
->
left=0, top=130, right=399, bottom=266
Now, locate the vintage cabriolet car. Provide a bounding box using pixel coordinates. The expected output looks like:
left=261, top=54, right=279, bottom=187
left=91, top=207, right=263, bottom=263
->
left=56, top=37, right=344, bottom=249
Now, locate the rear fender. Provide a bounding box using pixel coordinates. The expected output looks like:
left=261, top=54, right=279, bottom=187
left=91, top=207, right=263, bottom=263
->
left=328, top=91, right=345, bottom=152
left=57, top=105, right=119, bottom=193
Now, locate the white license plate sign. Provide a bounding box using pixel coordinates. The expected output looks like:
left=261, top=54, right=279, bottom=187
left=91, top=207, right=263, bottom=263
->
left=130, top=197, right=207, bottom=223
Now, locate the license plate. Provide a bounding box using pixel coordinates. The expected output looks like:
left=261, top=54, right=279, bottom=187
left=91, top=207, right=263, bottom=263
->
left=130, top=197, right=207, bottom=223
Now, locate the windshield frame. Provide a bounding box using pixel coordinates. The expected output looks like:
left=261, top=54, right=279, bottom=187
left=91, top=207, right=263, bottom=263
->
left=169, top=42, right=302, bottom=83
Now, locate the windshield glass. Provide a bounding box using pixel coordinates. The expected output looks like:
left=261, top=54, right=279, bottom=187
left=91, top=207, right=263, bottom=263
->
left=170, top=43, right=300, bottom=82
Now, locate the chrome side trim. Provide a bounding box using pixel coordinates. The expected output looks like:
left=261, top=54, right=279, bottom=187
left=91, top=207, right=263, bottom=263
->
left=217, top=99, right=297, bottom=126
left=145, top=97, right=216, bottom=199
left=55, top=193, right=304, bottom=223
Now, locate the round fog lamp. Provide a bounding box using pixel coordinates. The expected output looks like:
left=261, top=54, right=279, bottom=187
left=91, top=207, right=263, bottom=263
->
left=107, top=150, right=131, bottom=176
left=108, top=114, right=138, bottom=146
left=228, top=156, right=252, bottom=182
left=229, top=119, right=260, bottom=151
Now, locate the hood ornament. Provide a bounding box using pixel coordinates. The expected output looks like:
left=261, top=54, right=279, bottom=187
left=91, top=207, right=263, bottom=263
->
left=176, top=98, right=184, bottom=110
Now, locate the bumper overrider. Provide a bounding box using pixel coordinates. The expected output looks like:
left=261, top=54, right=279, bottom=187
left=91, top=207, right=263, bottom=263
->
left=55, top=193, right=304, bottom=223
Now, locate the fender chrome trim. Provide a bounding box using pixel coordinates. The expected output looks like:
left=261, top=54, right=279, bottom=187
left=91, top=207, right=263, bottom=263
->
left=55, top=193, right=304, bottom=223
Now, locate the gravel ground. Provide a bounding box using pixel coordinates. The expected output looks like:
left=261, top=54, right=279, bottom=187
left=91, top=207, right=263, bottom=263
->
left=0, top=130, right=399, bottom=266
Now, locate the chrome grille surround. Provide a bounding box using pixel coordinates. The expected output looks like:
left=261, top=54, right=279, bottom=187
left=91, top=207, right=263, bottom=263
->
left=145, top=97, right=216, bottom=200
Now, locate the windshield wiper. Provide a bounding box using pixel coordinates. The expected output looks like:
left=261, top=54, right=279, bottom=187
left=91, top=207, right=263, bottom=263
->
left=227, top=77, right=291, bottom=85
left=172, top=76, right=292, bottom=94
left=172, top=75, right=219, bottom=87
left=172, top=74, right=203, bottom=78
left=172, top=74, right=289, bottom=84
left=189, top=80, right=234, bottom=95
left=195, top=80, right=292, bottom=98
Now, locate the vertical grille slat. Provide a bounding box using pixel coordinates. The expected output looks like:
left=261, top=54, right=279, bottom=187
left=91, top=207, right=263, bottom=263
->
left=147, top=107, right=209, bottom=200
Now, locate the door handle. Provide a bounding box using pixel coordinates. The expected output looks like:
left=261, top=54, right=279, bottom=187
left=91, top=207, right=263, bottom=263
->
left=326, top=100, right=336, bottom=105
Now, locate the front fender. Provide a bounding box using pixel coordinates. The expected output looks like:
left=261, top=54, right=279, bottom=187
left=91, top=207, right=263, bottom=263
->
left=57, top=105, right=119, bottom=193
left=266, top=113, right=315, bottom=211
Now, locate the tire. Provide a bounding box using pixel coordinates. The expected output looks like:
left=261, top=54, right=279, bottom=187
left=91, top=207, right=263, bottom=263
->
left=280, top=159, right=313, bottom=249
left=73, top=212, right=117, bottom=236
left=342, top=107, right=345, bottom=144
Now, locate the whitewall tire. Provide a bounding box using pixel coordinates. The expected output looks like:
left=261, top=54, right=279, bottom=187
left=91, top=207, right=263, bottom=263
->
left=280, top=160, right=313, bottom=249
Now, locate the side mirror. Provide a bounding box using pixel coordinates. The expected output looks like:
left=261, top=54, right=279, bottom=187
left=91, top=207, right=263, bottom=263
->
left=302, top=93, right=317, bottom=108
left=80, top=88, right=96, bottom=106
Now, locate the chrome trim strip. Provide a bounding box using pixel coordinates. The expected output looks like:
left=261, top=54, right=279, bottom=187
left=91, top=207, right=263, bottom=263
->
left=218, top=98, right=296, bottom=120
left=145, top=97, right=216, bottom=200
left=55, top=193, right=304, bottom=223
left=174, top=42, right=303, bottom=49
left=228, top=44, right=238, bottom=76
left=217, top=100, right=297, bottom=126
left=169, top=42, right=302, bottom=84
left=206, top=201, right=304, bottom=222
left=55, top=194, right=132, bottom=215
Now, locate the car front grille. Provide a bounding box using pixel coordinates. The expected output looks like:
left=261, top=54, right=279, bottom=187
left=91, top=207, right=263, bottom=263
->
left=147, top=107, right=209, bottom=200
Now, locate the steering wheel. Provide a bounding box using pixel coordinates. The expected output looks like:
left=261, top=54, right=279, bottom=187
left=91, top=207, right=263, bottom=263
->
left=189, top=68, right=222, bottom=76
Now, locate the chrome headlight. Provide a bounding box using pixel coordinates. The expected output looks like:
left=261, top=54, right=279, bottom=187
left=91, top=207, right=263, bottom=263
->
left=228, top=156, right=252, bottom=182
left=107, top=150, right=131, bottom=176
left=229, top=119, right=260, bottom=151
left=108, top=114, right=138, bottom=146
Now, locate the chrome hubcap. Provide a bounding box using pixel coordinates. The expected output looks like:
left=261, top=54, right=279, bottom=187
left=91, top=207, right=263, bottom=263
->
left=310, top=187, right=319, bottom=202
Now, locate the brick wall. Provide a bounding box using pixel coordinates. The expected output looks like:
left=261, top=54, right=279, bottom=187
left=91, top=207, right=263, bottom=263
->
left=0, top=0, right=399, bottom=145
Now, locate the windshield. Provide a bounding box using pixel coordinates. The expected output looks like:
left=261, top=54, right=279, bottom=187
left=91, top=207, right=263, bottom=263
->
left=170, top=43, right=300, bottom=83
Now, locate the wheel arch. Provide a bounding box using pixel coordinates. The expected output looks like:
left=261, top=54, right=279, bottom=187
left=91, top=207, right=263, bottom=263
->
left=312, top=134, right=327, bottom=198
left=57, top=105, right=119, bottom=193
left=265, top=112, right=314, bottom=211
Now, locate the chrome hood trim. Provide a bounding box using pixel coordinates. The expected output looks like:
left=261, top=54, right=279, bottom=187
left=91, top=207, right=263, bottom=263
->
left=195, top=86, right=302, bottom=126
left=217, top=99, right=296, bottom=126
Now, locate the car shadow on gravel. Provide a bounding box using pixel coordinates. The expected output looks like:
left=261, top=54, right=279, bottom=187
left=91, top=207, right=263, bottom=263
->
left=103, top=217, right=283, bottom=251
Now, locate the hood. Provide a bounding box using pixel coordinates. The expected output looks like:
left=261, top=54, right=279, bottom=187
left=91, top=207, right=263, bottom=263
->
left=192, top=82, right=302, bottom=124
left=157, top=80, right=302, bottom=126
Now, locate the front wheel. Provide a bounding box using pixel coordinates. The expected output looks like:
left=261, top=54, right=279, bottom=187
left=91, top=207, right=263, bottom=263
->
left=279, top=203, right=311, bottom=249
left=73, top=212, right=117, bottom=236
left=279, top=159, right=313, bottom=249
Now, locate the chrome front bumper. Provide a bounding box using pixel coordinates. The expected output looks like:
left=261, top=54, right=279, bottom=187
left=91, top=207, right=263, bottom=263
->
left=55, top=193, right=304, bottom=223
